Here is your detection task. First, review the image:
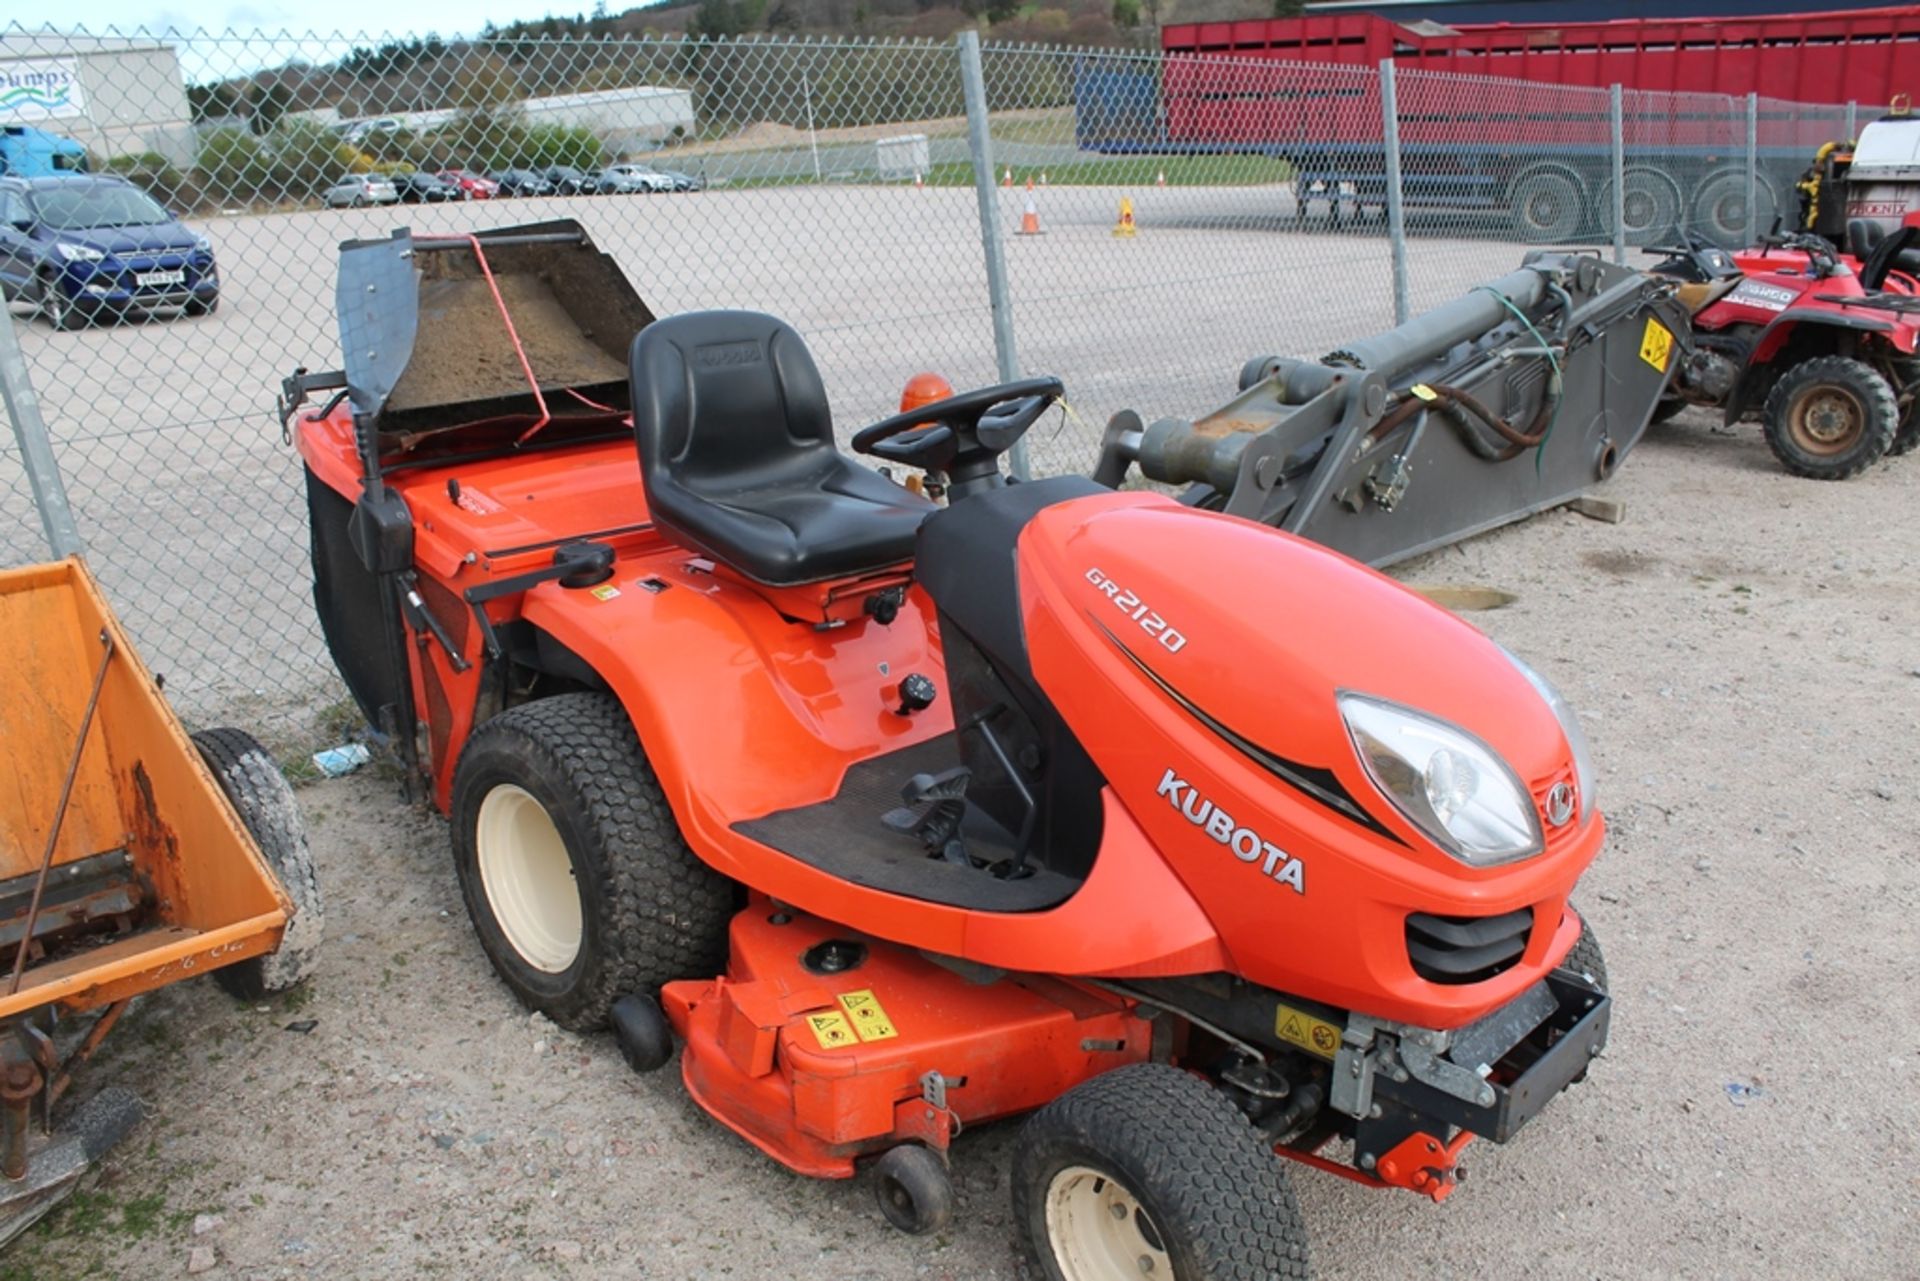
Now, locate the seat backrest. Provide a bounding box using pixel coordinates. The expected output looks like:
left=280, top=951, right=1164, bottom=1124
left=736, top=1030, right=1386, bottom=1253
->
left=630, top=310, right=834, bottom=495
left=1849, top=218, right=1886, bottom=261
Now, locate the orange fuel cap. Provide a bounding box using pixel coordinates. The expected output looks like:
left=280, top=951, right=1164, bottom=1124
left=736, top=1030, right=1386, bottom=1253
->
left=899, top=371, right=954, bottom=413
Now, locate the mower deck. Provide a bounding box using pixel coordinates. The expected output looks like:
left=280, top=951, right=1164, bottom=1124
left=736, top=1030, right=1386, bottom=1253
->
left=734, top=733, right=1081, bottom=912
left=661, top=905, right=1152, bottom=1179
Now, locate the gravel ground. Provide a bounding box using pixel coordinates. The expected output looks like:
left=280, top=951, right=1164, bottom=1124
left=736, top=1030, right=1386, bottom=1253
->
left=5, top=404, right=1917, bottom=1280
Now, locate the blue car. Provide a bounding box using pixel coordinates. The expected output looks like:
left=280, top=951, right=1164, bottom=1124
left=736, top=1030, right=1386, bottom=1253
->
left=0, top=174, right=219, bottom=330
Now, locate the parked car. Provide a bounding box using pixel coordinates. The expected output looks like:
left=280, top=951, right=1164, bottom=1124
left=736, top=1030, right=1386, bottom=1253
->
left=597, top=164, right=674, bottom=194
left=437, top=168, right=499, bottom=200
left=323, top=175, right=400, bottom=208
left=492, top=168, right=556, bottom=197
left=539, top=165, right=594, bottom=196
left=0, top=174, right=219, bottom=329
left=391, top=172, right=461, bottom=204
left=648, top=165, right=706, bottom=192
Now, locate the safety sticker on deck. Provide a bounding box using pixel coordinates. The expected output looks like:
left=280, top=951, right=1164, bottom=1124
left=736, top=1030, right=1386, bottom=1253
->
left=1639, top=317, right=1674, bottom=373
left=590, top=584, right=621, bottom=601
left=837, top=989, right=899, bottom=1042
left=806, top=1010, right=858, bottom=1050
left=1274, top=1003, right=1342, bottom=1060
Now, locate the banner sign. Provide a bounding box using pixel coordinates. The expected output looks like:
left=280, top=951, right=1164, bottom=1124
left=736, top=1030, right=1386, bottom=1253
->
left=0, top=60, right=86, bottom=122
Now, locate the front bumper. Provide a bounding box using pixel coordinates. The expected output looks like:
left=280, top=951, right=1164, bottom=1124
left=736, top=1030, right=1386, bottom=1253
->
left=55, top=255, right=218, bottom=313
left=1339, top=969, right=1611, bottom=1145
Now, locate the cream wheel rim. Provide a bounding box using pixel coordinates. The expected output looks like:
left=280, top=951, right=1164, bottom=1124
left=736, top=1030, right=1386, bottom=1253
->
left=475, top=784, right=583, bottom=973
left=1044, top=1165, right=1172, bottom=1279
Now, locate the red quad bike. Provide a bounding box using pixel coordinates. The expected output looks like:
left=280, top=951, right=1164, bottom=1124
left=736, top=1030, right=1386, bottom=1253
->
left=1647, top=224, right=1920, bottom=478
left=289, top=224, right=1612, bottom=1280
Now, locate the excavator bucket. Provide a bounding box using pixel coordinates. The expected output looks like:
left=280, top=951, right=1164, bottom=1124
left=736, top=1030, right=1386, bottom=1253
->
left=1094, top=252, right=1691, bottom=568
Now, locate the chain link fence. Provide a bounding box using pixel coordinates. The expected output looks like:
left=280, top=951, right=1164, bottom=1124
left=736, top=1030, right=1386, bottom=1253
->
left=0, top=24, right=1857, bottom=748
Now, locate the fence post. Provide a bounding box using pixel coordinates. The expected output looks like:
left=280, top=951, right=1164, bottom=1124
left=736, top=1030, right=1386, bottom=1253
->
left=1378, top=60, right=1410, bottom=327
left=0, top=305, right=82, bottom=559
left=1744, top=92, right=1760, bottom=245
left=956, top=30, right=1029, bottom=480
left=1609, top=84, right=1627, bottom=266
left=1846, top=99, right=1859, bottom=140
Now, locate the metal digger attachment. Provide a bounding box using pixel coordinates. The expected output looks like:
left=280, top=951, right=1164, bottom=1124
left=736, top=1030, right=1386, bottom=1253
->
left=1093, top=252, right=1691, bottom=567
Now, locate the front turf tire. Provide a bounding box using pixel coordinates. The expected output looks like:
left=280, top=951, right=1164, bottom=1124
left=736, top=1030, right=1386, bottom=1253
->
left=450, top=693, right=733, bottom=1032
left=1013, top=1063, right=1311, bottom=1281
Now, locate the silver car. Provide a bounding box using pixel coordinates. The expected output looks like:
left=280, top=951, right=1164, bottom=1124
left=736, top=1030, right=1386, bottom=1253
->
left=323, top=175, right=400, bottom=208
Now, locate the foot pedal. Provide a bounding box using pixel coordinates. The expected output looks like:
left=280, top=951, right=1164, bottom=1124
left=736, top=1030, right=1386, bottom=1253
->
left=882, top=768, right=972, bottom=865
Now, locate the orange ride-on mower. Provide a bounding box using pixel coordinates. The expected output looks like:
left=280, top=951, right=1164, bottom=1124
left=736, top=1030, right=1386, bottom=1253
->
left=288, top=222, right=1611, bottom=1279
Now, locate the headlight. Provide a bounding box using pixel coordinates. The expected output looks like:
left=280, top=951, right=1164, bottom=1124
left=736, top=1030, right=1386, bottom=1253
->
left=1500, top=649, right=1595, bottom=824
left=53, top=243, right=105, bottom=262
left=1340, top=692, right=1543, bottom=866
left=191, top=233, right=211, bottom=252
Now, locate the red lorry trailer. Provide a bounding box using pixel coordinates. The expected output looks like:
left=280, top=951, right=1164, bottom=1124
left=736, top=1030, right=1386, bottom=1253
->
left=1073, top=8, right=1910, bottom=243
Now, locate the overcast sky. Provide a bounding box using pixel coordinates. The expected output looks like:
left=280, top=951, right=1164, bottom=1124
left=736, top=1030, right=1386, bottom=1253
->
left=43, top=2, right=580, bottom=42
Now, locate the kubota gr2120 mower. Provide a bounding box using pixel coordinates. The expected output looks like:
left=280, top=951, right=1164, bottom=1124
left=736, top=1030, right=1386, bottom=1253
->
left=287, top=222, right=1615, bottom=1280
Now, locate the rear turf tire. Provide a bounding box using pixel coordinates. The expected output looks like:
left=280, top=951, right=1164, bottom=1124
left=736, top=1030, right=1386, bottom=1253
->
left=1761, top=356, right=1897, bottom=480
left=449, top=693, right=732, bottom=1032
left=192, top=728, right=323, bottom=998
left=1013, top=1063, right=1311, bottom=1281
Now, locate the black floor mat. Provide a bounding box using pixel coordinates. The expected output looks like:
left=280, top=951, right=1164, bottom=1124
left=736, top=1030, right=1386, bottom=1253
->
left=734, top=733, right=1082, bottom=912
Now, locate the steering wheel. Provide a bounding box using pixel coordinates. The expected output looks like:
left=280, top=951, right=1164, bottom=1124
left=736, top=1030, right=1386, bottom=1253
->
left=852, top=376, right=1064, bottom=476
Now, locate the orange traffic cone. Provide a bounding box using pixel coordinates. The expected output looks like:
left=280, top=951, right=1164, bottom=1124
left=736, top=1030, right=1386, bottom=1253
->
left=1156, top=170, right=1167, bottom=188
left=913, top=170, right=923, bottom=189
left=1002, top=167, right=1013, bottom=187
left=1112, top=196, right=1136, bottom=238
left=1026, top=176, right=1035, bottom=192
left=1018, top=193, right=1042, bottom=236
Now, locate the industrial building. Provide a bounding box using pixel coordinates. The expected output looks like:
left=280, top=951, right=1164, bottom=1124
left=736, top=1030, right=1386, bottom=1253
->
left=0, top=29, right=194, bottom=166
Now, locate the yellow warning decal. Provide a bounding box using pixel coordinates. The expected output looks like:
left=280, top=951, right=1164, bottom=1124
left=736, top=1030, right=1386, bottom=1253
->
left=590, top=583, right=621, bottom=601
left=805, top=1010, right=858, bottom=1050
left=1409, top=383, right=1439, bottom=402
left=836, top=989, right=899, bottom=1042
left=1274, top=1003, right=1343, bottom=1060
left=1639, top=317, right=1674, bottom=372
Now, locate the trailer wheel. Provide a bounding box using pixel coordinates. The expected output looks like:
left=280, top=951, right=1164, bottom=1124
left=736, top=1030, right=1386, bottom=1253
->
left=450, top=692, right=733, bottom=1032
left=191, top=728, right=323, bottom=999
left=1691, top=171, right=1779, bottom=247
left=1508, top=169, right=1585, bottom=243
left=1013, top=1063, right=1310, bottom=1281
left=1599, top=166, right=1683, bottom=246
left=1761, top=356, right=1897, bottom=480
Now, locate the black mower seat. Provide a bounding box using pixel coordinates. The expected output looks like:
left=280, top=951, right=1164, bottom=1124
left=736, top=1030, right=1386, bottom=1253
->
left=630, top=311, right=932, bottom=585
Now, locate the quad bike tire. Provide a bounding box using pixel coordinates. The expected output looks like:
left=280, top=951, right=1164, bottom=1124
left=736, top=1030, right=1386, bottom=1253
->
left=1012, top=1063, right=1311, bottom=1281
left=1891, top=407, right=1920, bottom=458
left=1761, top=356, right=1898, bottom=481
left=449, top=692, right=733, bottom=1033
left=1649, top=396, right=1690, bottom=426
left=191, top=728, right=323, bottom=999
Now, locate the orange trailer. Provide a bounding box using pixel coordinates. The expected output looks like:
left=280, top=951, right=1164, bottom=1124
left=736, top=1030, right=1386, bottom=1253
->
left=0, top=557, right=320, bottom=1238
